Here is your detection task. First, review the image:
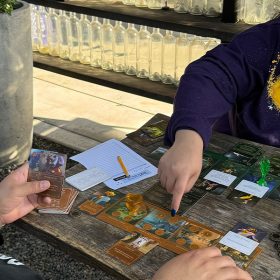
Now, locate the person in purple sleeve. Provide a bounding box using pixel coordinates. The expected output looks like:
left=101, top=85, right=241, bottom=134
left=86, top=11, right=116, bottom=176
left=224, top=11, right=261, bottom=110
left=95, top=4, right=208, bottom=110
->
left=158, top=17, right=280, bottom=214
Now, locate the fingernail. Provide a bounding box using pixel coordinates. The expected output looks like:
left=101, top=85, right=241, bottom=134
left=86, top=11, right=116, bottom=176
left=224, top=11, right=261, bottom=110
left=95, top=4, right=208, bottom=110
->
left=40, top=180, right=50, bottom=190
left=171, top=209, right=176, bottom=217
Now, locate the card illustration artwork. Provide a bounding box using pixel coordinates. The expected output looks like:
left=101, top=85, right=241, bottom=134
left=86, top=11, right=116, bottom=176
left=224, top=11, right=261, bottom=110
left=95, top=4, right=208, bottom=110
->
left=224, top=143, right=263, bottom=166
left=216, top=243, right=262, bottom=269
left=226, top=189, right=260, bottom=206
left=135, top=209, right=186, bottom=239
left=143, top=182, right=205, bottom=215
left=149, top=147, right=168, bottom=161
left=107, top=232, right=158, bottom=265
left=79, top=187, right=124, bottom=216
left=126, top=119, right=168, bottom=146
left=201, top=150, right=224, bottom=175
left=267, top=156, right=280, bottom=177
left=168, top=220, right=222, bottom=251
left=28, top=149, right=67, bottom=199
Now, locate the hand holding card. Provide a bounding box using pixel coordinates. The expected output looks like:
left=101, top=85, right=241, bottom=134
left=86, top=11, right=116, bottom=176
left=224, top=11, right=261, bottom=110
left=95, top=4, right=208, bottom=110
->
left=28, top=149, right=67, bottom=199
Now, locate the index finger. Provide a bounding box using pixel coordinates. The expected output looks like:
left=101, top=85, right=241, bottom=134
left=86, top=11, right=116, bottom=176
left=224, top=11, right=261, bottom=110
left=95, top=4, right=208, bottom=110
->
left=171, top=178, right=186, bottom=213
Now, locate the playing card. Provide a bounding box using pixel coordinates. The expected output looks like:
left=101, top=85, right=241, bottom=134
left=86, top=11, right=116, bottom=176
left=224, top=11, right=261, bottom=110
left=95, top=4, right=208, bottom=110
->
left=28, top=149, right=67, bottom=199
left=38, top=187, right=79, bottom=214
left=135, top=209, right=186, bottom=239
left=149, top=147, right=168, bottom=161
left=224, top=143, right=263, bottom=166
left=226, top=189, right=260, bottom=206
left=126, top=118, right=168, bottom=146
left=107, top=232, right=158, bottom=265
left=216, top=243, right=262, bottom=269
left=201, top=150, right=224, bottom=175
left=267, top=156, right=280, bottom=177
left=143, top=182, right=205, bottom=214
left=79, top=187, right=124, bottom=216
left=169, top=219, right=222, bottom=250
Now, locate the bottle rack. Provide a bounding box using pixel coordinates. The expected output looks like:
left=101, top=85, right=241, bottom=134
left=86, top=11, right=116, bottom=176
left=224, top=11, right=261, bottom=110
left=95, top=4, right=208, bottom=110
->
left=26, top=0, right=253, bottom=103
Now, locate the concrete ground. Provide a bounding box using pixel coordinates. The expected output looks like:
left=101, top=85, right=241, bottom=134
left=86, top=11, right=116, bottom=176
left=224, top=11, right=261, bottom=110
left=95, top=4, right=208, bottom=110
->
left=10, top=67, right=173, bottom=279
left=33, top=67, right=173, bottom=151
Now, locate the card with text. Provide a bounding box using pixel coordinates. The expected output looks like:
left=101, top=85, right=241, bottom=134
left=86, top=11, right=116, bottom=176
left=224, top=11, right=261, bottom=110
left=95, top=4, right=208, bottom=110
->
left=219, top=222, right=266, bottom=255
left=28, top=149, right=67, bottom=199
left=79, top=187, right=124, bottom=216
left=107, top=232, right=158, bottom=265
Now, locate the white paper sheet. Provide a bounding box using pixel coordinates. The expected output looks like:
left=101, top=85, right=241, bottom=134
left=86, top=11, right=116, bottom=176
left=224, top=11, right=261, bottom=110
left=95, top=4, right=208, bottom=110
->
left=65, top=167, right=111, bottom=191
left=204, top=169, right=237, bottom=187
left=70, top=139, right=157, bottom=189
left=219, top=231, right=259, bottom=255
left=235, top=180, right=269, bottom=198
left=104, top=164, right=158, bottom=190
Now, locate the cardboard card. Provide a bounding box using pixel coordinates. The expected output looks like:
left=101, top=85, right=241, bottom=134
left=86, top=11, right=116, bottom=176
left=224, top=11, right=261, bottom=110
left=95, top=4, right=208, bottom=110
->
left=149, top=147, right=168, bottom=161
left=226, top=189, right=260, bottom=206
left=126, top=119, right=168, bottom=146
left=168, top=220, right=222, bottom=250
left=143, top=182, right=205, bottom=215
left=103, top=198, right=149, bottom=225
left=28, top=149, right=67, bottom=199
left=219, top=222, right=266, bottom=256
left=79, top=187, right=124, bottom=216
left=267, top=185, right=280, bottom=202
left=194, top=178, right=228, bottom=195
left=216, top=243, right=262, bottom=270
left=38, top=187, right=79, bottom=214
left=201, top=150, right=224, bottom=175
left=224, top=143, right=262, bottom=166
left=135, top=209, right=186, bottom=239
left=107, top=232, right=158, bottom=265
left=141, top=120, right=168, bottom=139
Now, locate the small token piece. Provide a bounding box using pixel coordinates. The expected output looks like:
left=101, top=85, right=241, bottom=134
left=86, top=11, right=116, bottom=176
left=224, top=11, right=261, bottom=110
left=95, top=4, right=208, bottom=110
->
left=125, top=193, right=147, bottom=216
left=257, top=158, right=270, bottom=187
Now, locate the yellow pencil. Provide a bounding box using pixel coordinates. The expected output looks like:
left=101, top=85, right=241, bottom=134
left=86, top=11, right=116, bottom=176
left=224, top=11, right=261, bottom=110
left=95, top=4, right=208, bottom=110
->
left=117, top=156, right=129, bottom=177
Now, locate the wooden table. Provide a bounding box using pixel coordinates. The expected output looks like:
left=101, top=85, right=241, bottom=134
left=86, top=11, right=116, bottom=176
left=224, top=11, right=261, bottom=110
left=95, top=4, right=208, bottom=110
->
left=16, top=114, right=280, bottom=280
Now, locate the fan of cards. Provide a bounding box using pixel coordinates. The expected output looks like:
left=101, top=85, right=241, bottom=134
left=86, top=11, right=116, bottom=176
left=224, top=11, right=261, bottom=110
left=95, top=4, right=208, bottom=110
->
left=28, top=149, right=79, bottom=214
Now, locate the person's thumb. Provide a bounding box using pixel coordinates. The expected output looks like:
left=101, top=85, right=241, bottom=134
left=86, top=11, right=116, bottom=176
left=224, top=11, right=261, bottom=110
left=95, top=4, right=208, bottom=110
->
left=17, top=180, right=50, bottom=197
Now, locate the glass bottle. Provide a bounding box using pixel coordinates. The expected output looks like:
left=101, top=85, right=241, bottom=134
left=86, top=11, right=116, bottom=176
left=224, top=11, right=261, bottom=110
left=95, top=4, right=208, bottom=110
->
left=79, top=14, right=91, bottom=64
left=124, top=23, right=138, bottom=76
left=135, top=0, right=147, bottom=7
left=174, top=0, right=188, bottom=13
left=175, top=33, right=191, bottom=86
left=161, top=30, right=176, bottom=84
left=38, top=6, right=49, bottom=54
left=136, top=25, right=150, bottom=78
left=68, top=12, right=80, bottom=62
left=47, top=8, right=60, bottom=56
left=113, top=21, right=126, bottom=72
left=243, top=0, right=264, bottom=24
left=122, top=0, right=135, bottom=4
left=189, top=0, right=205, bottom=15
left=204, top=0, right=223, bottom=17
left=205, top=38, right=221, bottom=52
left=101, top=18, right=113, bottom=70
left=149, top=28, right=163, bottom=82
left=189, top=36, right=207, bottom=63
left=30, top=5, right=39, bottom=51
left=90, top=17, right=102, bottom=67
left=58, top=10, right=69, bottom=60
left=148, top=0, right=164, bottom=9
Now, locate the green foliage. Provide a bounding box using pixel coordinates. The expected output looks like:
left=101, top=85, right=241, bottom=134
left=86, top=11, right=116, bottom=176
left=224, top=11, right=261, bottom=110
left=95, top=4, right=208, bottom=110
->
left=0, top=0, right=17, bottom=14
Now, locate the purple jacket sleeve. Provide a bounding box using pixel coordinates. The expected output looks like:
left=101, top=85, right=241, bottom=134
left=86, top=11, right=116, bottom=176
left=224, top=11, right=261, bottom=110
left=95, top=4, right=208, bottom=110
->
left=165, top=19, right=279, bottom=147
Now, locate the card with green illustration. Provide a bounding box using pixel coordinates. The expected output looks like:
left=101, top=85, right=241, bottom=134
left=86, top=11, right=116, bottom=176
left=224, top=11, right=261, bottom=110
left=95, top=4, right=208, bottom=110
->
left=224, top=143, right=263, bottom=166
left=143, top=182, right=206, bottom=215
left=201, top=150, right=224, bottom=175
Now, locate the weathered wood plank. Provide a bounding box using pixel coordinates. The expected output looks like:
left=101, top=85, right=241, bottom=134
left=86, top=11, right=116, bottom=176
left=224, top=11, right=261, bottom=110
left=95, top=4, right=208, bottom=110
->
left=16, top=114, right=280, bottom=280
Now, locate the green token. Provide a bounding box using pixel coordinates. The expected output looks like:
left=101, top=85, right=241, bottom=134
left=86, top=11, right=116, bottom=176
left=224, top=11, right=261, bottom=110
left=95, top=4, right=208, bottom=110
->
left=257, top=158, right=270, bottom=187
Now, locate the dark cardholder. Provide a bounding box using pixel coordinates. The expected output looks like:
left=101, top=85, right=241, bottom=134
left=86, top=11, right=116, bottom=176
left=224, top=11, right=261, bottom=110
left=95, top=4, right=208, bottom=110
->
left=28, top=149, right=67, bottom=199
